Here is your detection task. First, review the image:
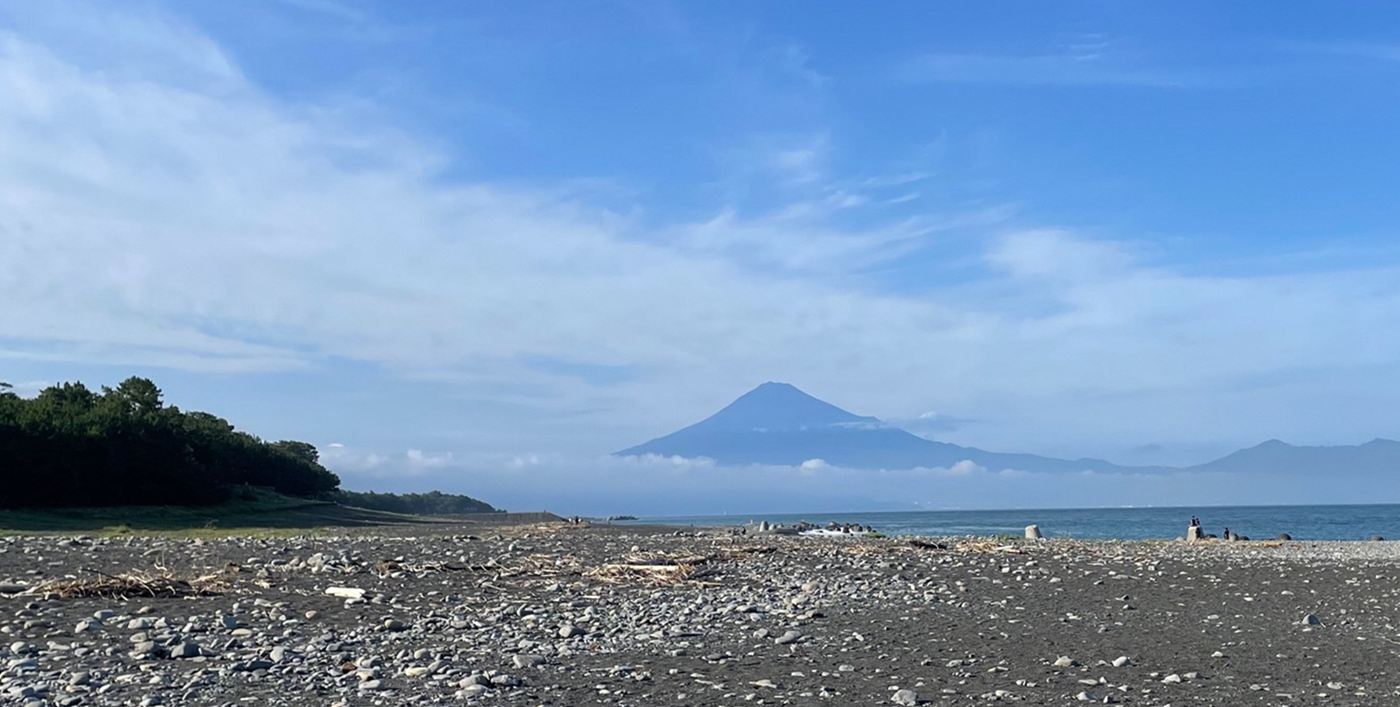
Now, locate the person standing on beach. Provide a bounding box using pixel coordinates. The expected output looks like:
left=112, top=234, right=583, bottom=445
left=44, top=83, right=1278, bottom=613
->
left=1186, top=516, right=1203, bottom=542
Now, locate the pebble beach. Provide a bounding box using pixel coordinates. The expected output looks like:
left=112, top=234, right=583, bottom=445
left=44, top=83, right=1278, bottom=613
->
left=3, top=522, right=1400, bottom=706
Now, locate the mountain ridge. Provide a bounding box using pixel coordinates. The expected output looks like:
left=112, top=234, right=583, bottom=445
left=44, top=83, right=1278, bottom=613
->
left=616, top=382, right=1396, bottom=476
left=1186, top=436, right=1400, bottom=475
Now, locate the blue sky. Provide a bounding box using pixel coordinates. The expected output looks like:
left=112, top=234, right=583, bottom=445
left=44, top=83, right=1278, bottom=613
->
left=5, top=1, right=1400, bottom=513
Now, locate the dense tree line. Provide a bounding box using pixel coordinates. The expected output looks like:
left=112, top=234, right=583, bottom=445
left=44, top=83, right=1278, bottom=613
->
left=327, top=489, right=499, bottom=515
left=0, top=377, right=341, bottom=508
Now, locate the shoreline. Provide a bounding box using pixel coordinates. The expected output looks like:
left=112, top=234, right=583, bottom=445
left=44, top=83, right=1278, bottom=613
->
left=618, top=504, right=1400, bottom=543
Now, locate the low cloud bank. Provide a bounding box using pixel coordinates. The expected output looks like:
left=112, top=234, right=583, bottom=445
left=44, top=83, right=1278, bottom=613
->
left=324, top=452, right=1398, bottom=517
left=322, top=444, right=455, bottom=478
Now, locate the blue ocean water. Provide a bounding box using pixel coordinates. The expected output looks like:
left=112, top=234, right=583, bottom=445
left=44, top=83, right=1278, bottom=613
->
left=635, top=504, right=1400, bottom=541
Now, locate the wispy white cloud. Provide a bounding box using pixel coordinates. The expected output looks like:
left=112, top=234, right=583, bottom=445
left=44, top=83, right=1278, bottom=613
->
left=854, top=172, right=932, bottom=190
left=986, top=229, right=1137, bottom=281
left=618, top=453, right=717, bottom=469
left=883, top=411, right=977, bottom=438
left=406, top=448, right=453, bottom=468
left=323, top=444, right=455, bottom=476
left=773, top=42, right=828, bottom=88
left=944, top=460, right=984, bottom=476
left=0, top=2, right=242, bottom=87
left=1, top=380, right=51, bottom=399
left=271, top=0, right=371, bottom=23
left=321, top=443, right=389, bottom=472
left=510, top=453, right=543, bottom=468
left=896, top=52, right=1209, bottom=88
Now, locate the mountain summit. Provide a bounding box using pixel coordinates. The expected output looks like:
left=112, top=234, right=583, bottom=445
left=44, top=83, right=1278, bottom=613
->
left=679, top=381, right=879, bottom=432
left=616, top=383, right=1150, bottom=473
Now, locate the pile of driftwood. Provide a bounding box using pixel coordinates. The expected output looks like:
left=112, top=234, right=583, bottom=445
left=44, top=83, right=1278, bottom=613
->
left=365, top=553, right=585, bottom=579
left=508, top=553, right=585, bottom=579
left=370, top=545, right=774, bottom=588
left=587, top=551, right=720, bottom=587
left=954, top=539, right=1024, bottom=554
left=29, top=568, right=232, bottom=599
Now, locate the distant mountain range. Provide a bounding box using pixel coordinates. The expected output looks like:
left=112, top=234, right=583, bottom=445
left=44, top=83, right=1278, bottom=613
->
left=616, top=382, right=1399, bottom=476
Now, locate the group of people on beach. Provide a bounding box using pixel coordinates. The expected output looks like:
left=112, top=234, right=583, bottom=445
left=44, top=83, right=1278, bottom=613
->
left=1190, top=515, right=1242, bottom=541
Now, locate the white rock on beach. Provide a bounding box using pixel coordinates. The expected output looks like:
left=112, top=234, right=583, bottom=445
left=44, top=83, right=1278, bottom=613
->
left=892, top=688, right=919, bottom=705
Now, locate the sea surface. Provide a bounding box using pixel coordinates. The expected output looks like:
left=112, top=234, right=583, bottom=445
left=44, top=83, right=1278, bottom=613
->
left=631, top=504, right=1400, bottom=541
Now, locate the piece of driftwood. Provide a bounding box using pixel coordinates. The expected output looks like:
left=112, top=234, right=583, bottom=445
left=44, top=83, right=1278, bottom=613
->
left=31, top=568, right=230, bottom=599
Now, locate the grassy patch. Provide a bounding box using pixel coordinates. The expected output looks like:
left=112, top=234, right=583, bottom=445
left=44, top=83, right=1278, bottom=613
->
left=0, top=489, right=435, bottom=536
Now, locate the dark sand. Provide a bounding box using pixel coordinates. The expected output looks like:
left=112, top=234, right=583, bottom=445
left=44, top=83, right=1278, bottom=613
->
left=3, top=522, right=1400, bottom=705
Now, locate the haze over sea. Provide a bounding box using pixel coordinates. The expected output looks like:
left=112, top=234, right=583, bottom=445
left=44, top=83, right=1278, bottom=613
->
left=636, top=504, right=1400, bottom=542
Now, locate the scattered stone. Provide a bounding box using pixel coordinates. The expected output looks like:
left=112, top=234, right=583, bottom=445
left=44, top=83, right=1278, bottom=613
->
left=774, top=630, right=803, bottom=645
left=169, top=642, right=206, bottom=660
left=457, top=684, right=490, bottom=698
left=512, top=654, right=546, bottom=668
left=892, top=688, right=920, bottom=705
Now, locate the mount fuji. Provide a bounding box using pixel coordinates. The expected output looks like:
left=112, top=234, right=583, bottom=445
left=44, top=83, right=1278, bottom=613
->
left=615, top=382, right=1159, bottom=473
